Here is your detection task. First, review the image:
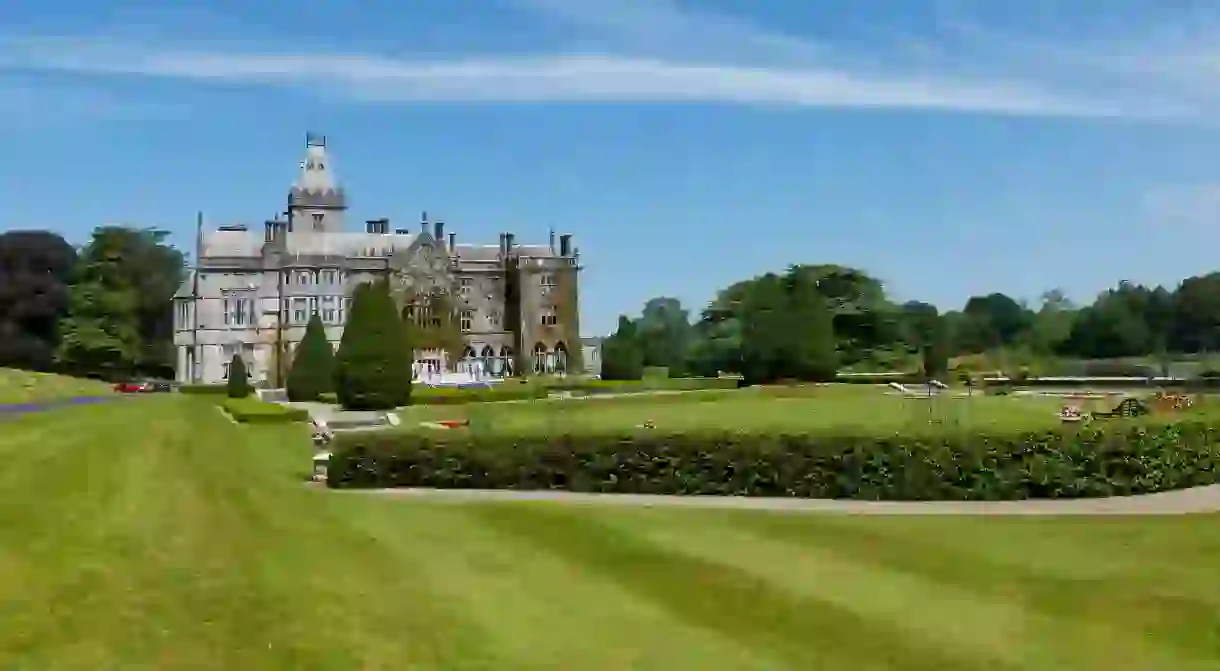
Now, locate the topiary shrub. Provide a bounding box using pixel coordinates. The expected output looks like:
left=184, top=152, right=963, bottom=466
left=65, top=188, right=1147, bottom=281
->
left=287, top=314, right=335, bottom=402
left=226, top=355, right=250, bottom=398
left=334, top=281, right=413, bottom=410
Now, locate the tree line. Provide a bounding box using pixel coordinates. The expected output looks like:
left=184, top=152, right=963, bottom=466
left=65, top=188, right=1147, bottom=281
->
left=599, top=264, right=1220, bottom=382
left=0, top=227, right=185, bottom=379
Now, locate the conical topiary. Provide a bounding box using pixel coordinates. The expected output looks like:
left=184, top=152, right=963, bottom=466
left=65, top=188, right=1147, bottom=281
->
left=227, top=353, right=250, bottom=398
left=334, top=281, right=413, bottom=410
left=287, top=313, right=335, bottom=402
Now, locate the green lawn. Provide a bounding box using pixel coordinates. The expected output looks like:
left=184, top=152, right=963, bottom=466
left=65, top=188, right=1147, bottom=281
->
left=0, top=368, right=114, bottom=404
left=397, top=385, right=1067, bottom=435
left=1, top=396, right=1218, bottom=669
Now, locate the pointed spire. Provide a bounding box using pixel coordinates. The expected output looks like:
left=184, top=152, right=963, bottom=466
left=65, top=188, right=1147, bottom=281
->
left=295, top=132, right=336, bottom=192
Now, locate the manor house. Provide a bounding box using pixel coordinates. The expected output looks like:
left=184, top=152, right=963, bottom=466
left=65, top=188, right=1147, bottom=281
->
left=172, top=134, right=582, bottom=385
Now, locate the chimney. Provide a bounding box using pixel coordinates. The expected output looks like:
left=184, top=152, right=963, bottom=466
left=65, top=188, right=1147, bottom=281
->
left=420, top=210, right=428, bottom=234
left=365, top=219, right=379, bottom=234
left=499, top=232, right=507, bottom=256
left=559, top=234, right=572, bottom=257
left=504, top=232, right=515, bottom=253
left=264, top=220, right=275, bottom=243
left=434, top=220, right=444, bottom=241
left=549, top=228, right=556, bottom=253
left=380, top=218, right=391, bottom=234
left=448, top=232, right=456, bottom=251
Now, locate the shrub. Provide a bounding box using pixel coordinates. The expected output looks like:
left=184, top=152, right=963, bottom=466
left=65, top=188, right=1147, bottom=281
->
left=327, top=419, right=1220, bottom=500
left=287, top=314, right=335, bottom=402
left=222, top=397, right=309, bottom=424
left=227, top=355, right=250, bottom=398
left=411, top=385, right=549, bottom=405
left=178, top=384, right=229, bottom=396
left=334, top=282, right=413, bottom=410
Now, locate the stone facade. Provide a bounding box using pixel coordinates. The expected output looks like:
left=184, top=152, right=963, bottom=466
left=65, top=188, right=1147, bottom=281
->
left=172, top=134, right=584, bottom=385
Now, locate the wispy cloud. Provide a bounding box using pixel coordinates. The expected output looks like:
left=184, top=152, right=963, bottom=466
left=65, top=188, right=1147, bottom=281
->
left=0, top=2, right=1214, bottom=120
left=1143, top=183, right=1220, bottom=227
left=0, top=77, right=187, bottom=127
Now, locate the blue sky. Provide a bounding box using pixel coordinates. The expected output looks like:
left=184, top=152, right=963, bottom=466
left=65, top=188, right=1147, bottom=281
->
left=3, top=0, right=1220, bottom=334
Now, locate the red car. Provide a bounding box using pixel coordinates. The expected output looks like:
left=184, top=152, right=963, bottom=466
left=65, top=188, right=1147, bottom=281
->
left=113, top=380, right=171, bottom=393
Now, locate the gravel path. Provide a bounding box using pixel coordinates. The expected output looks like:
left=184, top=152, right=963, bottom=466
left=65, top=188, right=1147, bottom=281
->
left=347, top=485, right=1220, bottom=516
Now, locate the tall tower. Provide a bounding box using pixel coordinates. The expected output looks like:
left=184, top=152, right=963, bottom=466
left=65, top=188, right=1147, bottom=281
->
left=287, top=133, right=347, bottom=233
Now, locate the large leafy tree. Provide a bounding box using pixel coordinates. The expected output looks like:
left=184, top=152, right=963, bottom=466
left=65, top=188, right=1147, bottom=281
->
left=334, top=281, right=413, bottom=410
left=0, top=230, right=77, bottom=371
left=600, top=316, right=644, bottom=380
left=286, top=314, right=335, bottom=402
left=55, top=231, right=142, bottom=379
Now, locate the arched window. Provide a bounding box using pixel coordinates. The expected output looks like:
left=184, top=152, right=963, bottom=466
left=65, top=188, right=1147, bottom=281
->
left=533, top=343, right=548, bottom=375
left=554, top=341, right=569, bottom=374
left=502, top=345, right=515, bottom=377
left=461, top=346, right=477, bottom=374
left=480, top=345, right=495, bottom=375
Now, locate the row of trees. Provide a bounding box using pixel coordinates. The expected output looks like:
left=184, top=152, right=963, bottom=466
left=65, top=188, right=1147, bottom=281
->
left=0, top=227, right=184, bottom=379
left=277, top=280, right=414, bottom=410
left=600, top=264, right=1220, bottom=382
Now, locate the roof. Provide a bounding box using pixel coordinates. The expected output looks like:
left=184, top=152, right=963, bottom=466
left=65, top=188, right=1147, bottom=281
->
left=200, top=230, right=421, bottom=259
left=172, top=271, right=195, bottom=298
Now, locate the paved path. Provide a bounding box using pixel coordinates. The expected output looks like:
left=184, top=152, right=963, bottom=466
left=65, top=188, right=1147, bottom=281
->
left=344, top=484, right=1220, bottom=516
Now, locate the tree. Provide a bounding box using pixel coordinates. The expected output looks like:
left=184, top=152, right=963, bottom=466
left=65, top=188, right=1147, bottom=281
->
left=227, top=354, right=250, bottom=398
left=83, top=226, right=185, bottom=377
left=600, top=316, right=644, bottom=380
left=921, top=313, right=950, bottom=380
left=286, top=314, right=335, bottom=402
left=334, top=281, right=413, bottom=410
left=738, top=273, right=790, bottom=384
left=56, top=231, right=142, bottom=379
left=634, top=297, right=693, bottom=375
left=783, top=272, right=839, bottom=381
left=0, top=231, right=77, bottom=371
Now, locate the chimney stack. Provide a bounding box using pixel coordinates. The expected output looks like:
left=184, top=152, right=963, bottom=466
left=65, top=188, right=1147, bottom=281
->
left=504, top=232, right=515, bottom=254
left=264, top=220, right=275, bottom=243
left=559, top=234, right=572, bottom=257
left=366, top=219, right=389, bottom=234
left=420, top=210, right=428, bottom=234
left=448, top=232, right=456, bottom=251
left=434, top=220, right=444, bottom=241
left=499, top=232, right=507, bottom=256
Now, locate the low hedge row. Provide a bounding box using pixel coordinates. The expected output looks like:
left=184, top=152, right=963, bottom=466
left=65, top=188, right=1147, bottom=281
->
left=326, top=419, right=1220, bottom=500
left=179, top=383, right=230, bottom=396
left=411, top=385, right=549, bottom=405
left=222, top=397, right=309, bottom=424
left=986, top=377, right=1220, bottom=390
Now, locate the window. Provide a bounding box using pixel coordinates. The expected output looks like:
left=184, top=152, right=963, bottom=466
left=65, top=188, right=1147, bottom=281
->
left=283, top=271, right=293, bottom=286
left=293, top=298, right=307, bottom=324
left=460, top=310, right=473, bottom=333
left=298, top=271, right=312, bottom=286
left=320, top=269, right=338, bottom=285
left=309, top=297, right=319, bottom=317
left=541, top=306, right=558, bottom=327
left=488, top=311, right=501, bottom=329
left=176, top=301, right=191, bottom=330
left=322, top=296, right=337, bottom=323
left=540, top=274, right=556, bottom=287
left=459, top=277, right=473, bottom=297
left=222, top=344, right=236, bottom=379
left=312, top=213, right=324, bottom=230
left=223, top=298, right=251, bottom=327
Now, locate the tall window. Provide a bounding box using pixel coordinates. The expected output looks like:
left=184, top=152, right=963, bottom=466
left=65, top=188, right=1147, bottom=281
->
left=222, top=344, right=236, bottom=378
left=459, top=277, right=473, bottom=297
left=293, top=298, right=307, bottom=324
left=298, top=271, right=312, bottom=286
left=322, top=296, right=337, bottom=323
left=460, top=310, right=473, bottom=332
left=309, top=297, right=319, bottom=317
left=312, top=213, right=325, bottom=230
left=223, top=298, right=251, bottom=326
left=320, top=269, right=338, bottom=285
left=540, top=306, right=558, bottom=326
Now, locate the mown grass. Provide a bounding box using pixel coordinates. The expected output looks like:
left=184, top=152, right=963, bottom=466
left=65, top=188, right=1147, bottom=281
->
left=0, top=367, right=114, bottom=405
left=1, top=395, right=1217, bottom=669
left=395, top=385, right=1067, bottom=436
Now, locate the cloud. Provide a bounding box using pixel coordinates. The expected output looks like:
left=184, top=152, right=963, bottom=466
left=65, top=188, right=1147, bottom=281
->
left=0, top=2, right=1213, bottom=120
left=0, top=77, right=187, bottom=126
left=1143, top=183, right=1220, bottom=227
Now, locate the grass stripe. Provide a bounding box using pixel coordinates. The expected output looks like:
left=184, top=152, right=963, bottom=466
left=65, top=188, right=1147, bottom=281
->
left=465, top=503, right=988, bottom=671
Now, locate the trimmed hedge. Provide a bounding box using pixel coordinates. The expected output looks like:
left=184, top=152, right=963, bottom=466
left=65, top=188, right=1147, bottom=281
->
left=548, top=377, right=740, bottom=394
left=326, top=419, right=1220, bottom=500
left=986, top=376, right=1220, bottom=390
left=222, top=397, right=309, bottom=424
left=179, top=384, right=230, bottom=396
left=835, top=373, right=928, bottom=385
left=411, top=385, right=549, bottom=405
